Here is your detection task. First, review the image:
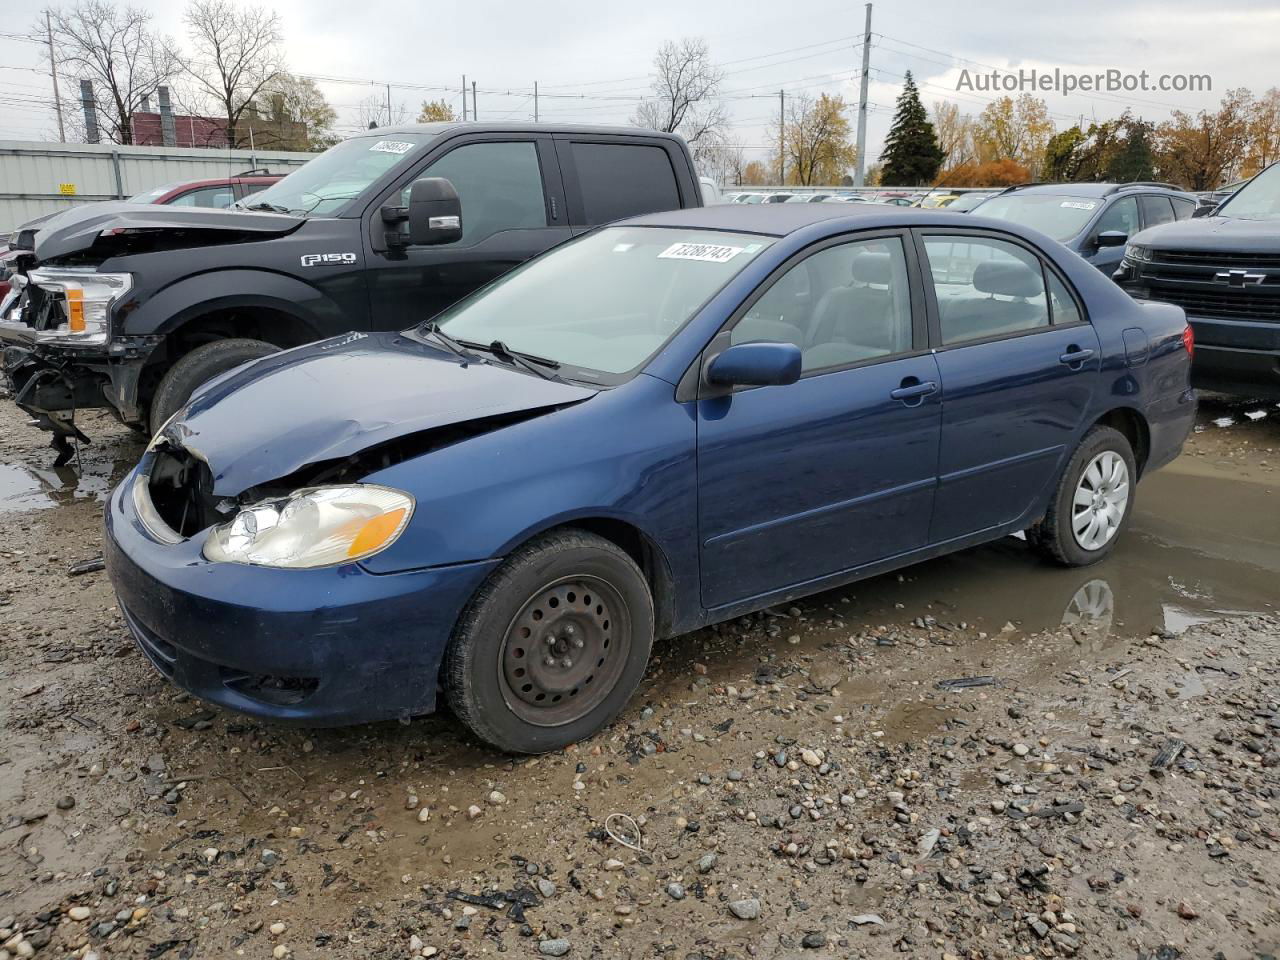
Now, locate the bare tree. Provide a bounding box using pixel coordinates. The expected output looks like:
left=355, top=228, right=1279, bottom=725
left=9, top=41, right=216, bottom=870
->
left=43, top=1, right=179, bottom=144
left=183, top=0, right=283, bottom=148
left=356, top=92, right=411, bottom=130
left=632, top=37, right=727, bottom=147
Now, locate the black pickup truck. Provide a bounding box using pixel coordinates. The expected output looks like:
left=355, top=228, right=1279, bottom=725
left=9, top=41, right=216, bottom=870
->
left=0, top=123, right=703, bottom=456
left=1115, top=160, right=1280, bottom=398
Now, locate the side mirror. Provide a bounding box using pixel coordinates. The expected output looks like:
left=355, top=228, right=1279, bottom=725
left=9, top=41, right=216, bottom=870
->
left=706, top=342, right=802, bottom=388
left=1191, top=203, right=1217, bottom=219
left=407, top=177, right=462, bottom=246
left=1094, top=230, right=1128, bottom=248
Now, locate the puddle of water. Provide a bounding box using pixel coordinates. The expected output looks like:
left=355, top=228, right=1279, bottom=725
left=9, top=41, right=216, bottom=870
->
left=0, top=457, right=127, bottom=513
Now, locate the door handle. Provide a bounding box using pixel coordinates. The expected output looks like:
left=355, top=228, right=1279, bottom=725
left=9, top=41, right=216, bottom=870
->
left=889, top=380, right=938, bottom=402
left=1059, top=347, right=1095, bottom=366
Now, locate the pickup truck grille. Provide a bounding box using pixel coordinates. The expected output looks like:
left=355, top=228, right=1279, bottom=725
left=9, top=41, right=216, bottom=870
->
left=1136, top=288, right=1280, bottom=322
left=1153, top=249, right=1280, bottom=269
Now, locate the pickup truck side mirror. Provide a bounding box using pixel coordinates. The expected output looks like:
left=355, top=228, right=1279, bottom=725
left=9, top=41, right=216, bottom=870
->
left=1191, top=203, right=1217, bottom=218
left=406, top=177, right=463, bottom=246
left=705, top=342, right=802, bottom=388
left=1094, top=230, right=1128, bottom=248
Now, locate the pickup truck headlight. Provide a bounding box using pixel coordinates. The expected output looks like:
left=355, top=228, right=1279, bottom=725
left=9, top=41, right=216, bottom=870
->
left=203, top=484, right=414, bottom=568
left=30, top=268, right=132, bottom=345
left=1124, top=244, right=1152, bottom=263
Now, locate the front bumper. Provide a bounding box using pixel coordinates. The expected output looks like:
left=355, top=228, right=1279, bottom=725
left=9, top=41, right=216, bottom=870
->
left=105, top=473, right=499, bottom=726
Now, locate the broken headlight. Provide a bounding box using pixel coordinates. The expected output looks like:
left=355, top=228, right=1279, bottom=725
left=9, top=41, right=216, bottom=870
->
left=30, top=268, right=132, bottom=345
left=203, top=485, right=414, bottom=568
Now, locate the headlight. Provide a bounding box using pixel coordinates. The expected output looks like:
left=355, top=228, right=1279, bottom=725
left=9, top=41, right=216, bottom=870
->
left=1124, top=244, right=1152, bottom=263
left=30, top=268, right=132, bottom=345
left=204, top=485, right=414, bottom=568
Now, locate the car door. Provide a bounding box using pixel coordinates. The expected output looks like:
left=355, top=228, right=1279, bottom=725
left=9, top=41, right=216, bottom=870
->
left=695, top=232, right=941, bottom=610
left=1081, top=195, right=1138, bottom=273
left=1139, top=194, right=1177, bottom=233
left=363, top=134, right=570, bottom=328
left=919, top=230, right=1101, bottom=543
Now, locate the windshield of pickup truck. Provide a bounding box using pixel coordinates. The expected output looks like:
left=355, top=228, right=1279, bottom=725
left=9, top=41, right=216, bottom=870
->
left=1215, top=162, right=1280, bottom=220
left=240, top=133, right=432, bottom=216
left=426, top=227, right=773, bottom=380
left=970, top=193, right=1100, bottom=241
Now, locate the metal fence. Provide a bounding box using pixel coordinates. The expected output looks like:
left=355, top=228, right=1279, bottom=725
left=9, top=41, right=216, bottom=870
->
left=0, top=140, right=316, bottom=234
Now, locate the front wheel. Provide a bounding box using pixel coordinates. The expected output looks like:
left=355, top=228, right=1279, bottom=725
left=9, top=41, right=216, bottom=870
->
left=443, top=530, right=654, bottom=754
left=1032, top=425, right=1136, bottom=567
left=148, top=338, right=279, bottom=435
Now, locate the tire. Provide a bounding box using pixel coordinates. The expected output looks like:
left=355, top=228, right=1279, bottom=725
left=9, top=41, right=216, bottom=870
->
left=1032, top=425, right=1136, bottom=567
left=443, top=530, right=654, bottom=754
left=148, top=338, right=278, bottom=435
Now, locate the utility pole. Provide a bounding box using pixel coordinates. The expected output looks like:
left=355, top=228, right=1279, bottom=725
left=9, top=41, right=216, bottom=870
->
left=778, top=90, right=785, bottom=185
left=385, top=83, right=393, bottom=126
left=46, top=11, right=65, bottom=142
left=853, top=2, right=872, bottom=187
left=534, top=81, right=538, bottom=122
left=462, top=75, right=467, bottom=121
left=471, top=81, right=477, bottom=122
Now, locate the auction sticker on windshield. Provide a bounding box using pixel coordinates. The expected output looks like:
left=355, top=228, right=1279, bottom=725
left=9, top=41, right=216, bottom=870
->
left=658, top=242, right=744, bottom=263
left=370, top=140, right=415, bottom=155
left=1060, top=200, right=1098, bottom=210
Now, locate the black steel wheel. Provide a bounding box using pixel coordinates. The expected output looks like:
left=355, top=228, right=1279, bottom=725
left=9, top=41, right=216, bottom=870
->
left=444, top=530, right=653, bottom=753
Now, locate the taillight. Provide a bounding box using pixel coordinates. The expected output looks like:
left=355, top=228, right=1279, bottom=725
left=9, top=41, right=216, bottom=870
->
left=1182, top=324, right=1194, bottom=359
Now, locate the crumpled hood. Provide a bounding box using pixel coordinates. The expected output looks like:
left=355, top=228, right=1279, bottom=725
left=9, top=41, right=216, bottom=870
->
left=162, top=331, right=598, bottom=496
left=28, top=201, right=302, bottom=261
left=1132, top=215, right=1280, bottom=253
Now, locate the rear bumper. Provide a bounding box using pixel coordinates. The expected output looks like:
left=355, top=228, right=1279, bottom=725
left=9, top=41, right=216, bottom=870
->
left=105, top=472, right=499, bottom=726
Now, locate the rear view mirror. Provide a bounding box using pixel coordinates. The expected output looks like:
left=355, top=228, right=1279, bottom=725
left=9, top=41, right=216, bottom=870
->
left=1095, top=230, right=1128, bottom=248
left=706, top=342, right=802, bottom=388
left=408, top=177, right=462, bottom=246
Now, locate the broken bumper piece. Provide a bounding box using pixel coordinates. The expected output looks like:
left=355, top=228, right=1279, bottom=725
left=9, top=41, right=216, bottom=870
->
left=104, top=470, right=500, bottom=726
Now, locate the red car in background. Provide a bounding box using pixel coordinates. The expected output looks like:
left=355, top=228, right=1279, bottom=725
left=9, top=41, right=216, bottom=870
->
left=0, top=170, right=284, bottom=301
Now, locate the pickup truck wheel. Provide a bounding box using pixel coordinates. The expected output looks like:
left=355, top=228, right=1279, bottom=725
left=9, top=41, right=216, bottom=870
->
left=149, top=338, right=278, bottom=434
left=443, top=530, right=654, bottom=754
left=1032, top=426, right=1136, bottom=567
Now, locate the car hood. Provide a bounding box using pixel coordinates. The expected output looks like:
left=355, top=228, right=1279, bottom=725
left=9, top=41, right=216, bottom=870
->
left=27, top=201, right=303, bottom=261
left=161, top=331, right=598, bottom=496
left=1131, top=216, right=1280, bottom=253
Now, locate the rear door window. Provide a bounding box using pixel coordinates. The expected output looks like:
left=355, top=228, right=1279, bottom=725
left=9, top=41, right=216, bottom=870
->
left=1170, top=197, right=1197, bottom=220
left=569, top=142, right=680, bottom=224
left=1139, top=195, right=1176, bottom=228
left=923, top=236, right=1049, bottom=345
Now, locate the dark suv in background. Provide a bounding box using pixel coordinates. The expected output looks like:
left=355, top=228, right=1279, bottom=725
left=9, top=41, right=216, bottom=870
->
left=1116, top=161, right=1280, bottom=398
left=972, top=182, right=1198, bottom=274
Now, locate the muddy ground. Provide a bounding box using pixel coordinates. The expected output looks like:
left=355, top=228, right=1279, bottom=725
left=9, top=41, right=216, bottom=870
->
left=0, top=394, right=1278, bottom=960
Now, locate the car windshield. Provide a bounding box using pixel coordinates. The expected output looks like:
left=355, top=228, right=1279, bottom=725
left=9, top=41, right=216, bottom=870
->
left=946, top=193, right=994, bottom=212
left=427, top=227, right=774, bottom=379
left=128, top=182, right=184, bottom=203
left=971, top=193, right=1101, bottom=241
left=1215, top=163, right=1280, bottom=220
left=239, top=133, right=432, bottom=216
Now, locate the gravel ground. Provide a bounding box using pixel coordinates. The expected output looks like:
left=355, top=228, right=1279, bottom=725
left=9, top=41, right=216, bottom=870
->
left=0, top=396, right=1278, bottom=960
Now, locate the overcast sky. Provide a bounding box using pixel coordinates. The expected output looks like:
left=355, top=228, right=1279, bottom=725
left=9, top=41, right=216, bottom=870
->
left=3, top=0, right=1278, bottom=170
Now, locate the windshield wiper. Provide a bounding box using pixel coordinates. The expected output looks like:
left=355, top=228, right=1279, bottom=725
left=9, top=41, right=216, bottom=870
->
left=240, top=201, right=294, bottom=215
left=419, top=322, right=482, bottom=363
left=486, top=340, right=566, bottom=382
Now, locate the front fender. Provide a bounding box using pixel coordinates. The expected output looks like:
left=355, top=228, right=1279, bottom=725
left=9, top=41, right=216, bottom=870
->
left=114, top=269, right=341, bottom=339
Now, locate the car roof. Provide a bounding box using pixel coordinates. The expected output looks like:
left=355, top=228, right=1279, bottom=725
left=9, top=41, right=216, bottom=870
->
left=622, top=202, right=991, bottom=237
left=1000, top=182, right=1184, bottom=198
left=356, top=122, right=689, bottom=143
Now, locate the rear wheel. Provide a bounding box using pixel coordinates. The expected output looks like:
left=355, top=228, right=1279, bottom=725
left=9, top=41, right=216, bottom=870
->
left=148, top=338, right=278, bottom=435
left=1032, top=425, right=1135, bottom=567
left=443, top=530, right=654, bottom=754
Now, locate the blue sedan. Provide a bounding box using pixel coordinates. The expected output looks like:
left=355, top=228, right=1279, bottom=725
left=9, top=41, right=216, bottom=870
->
left=105, top=203, right=1196, bottom=753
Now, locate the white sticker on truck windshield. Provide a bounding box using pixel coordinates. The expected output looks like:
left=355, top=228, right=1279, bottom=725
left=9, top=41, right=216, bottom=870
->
left=658, top=242, right=744, bottom=263
left=1060, top=200, right=1097, bottom=210
left=370, top=140, right=414, bottom=155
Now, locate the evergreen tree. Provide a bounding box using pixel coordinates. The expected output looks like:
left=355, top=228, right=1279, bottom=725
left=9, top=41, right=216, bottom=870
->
left=880, top=72, right=945, bottom=185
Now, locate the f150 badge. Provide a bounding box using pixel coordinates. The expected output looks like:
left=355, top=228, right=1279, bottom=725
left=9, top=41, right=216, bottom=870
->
left=300, top=252, right=357, bottom=267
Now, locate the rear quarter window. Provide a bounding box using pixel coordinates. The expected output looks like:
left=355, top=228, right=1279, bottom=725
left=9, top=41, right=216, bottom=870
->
left=571, top=142, right=680, bottom=224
